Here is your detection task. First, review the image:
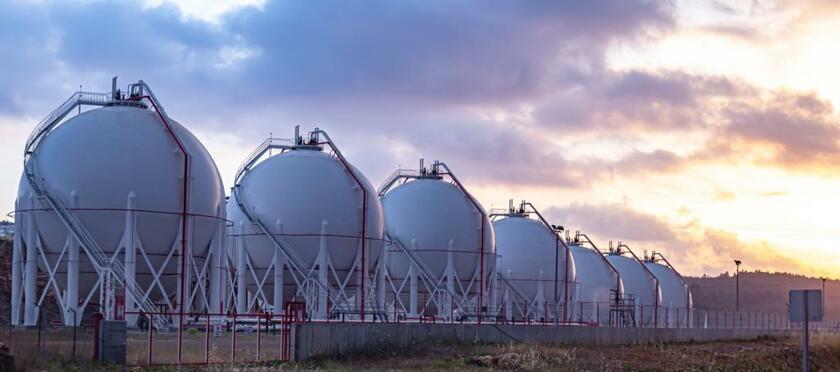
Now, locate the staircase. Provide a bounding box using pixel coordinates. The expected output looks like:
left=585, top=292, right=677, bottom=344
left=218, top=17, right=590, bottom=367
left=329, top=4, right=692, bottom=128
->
left=23, top=86, right=173, bottom=330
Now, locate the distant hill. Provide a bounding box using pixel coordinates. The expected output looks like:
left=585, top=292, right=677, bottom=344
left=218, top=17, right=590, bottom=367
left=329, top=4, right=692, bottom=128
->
left=688, top=271, right=839, bottom=317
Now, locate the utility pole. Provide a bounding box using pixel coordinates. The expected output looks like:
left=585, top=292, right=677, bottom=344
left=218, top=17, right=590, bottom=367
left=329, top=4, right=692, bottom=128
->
left=822, top=278, right=827, bottom=312
left=734, top=260, right=742, bottom=313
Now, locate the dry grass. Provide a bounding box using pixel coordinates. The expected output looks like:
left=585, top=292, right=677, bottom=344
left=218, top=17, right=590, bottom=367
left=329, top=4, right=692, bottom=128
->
left=294, top=333, right=840, bottom=371
left=6, top=329, right=840, bottom=371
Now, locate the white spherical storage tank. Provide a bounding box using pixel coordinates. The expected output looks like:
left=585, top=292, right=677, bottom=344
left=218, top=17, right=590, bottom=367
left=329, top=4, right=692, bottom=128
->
left=492, top=211, right=576, bottom=322
left=569, top=242, right=622, bottom=324
left=381, top=161, right=495, bottom=320
left=227, top=130, right=384, bottom=319
left=13, top=82, right=226, bottom=328
left=644, top=255, right=692, bottom=328
left=605, top=247, right=662, bottom=327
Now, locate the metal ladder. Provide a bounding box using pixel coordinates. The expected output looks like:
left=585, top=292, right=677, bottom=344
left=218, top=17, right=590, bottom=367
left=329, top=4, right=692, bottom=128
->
left=24, top=87, right=170, bottom=330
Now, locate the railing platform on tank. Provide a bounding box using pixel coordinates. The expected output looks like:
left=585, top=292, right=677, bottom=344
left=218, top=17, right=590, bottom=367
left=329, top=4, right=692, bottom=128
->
left=377, top=168, right=421, bottom=196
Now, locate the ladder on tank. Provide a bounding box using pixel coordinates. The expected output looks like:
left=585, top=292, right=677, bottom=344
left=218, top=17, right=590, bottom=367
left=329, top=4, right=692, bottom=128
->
left=23, top=82, right=175, bottom=330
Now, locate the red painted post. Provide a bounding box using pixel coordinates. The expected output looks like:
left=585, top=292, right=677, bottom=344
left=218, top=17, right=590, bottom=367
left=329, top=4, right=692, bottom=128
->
left=231, top=313, right=237, bottom=362
left=93, top=312, right=103, bottom=362
left=147, top=314, right=153, bottom=365
left=205, top=313, right=210, bottom=364
left=257, top=314, right=262, bottom=361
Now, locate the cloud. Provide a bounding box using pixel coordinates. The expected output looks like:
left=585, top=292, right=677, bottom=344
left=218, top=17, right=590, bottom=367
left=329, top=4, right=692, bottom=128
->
left=545, top=202, right=677, bottom=242
left=542, top=201, right=824, bottom=276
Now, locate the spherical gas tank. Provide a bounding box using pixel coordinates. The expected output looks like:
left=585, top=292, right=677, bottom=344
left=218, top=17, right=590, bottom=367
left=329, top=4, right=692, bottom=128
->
left=383, top=178, right=495, bottom=282
left=569, top=243, right=621, bottom=304
left=644, top=261, right=691, bottom=309
left=606, top=253, right=662, bottom=323
left=493, top=216, right=576, bottom=306
left=227, top=147, right=385, bottom=304
left=17, top=105, right=225, bottom=299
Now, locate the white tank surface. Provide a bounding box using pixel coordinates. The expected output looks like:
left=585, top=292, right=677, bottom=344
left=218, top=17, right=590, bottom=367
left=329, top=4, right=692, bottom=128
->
left=644, top=253, right=692, bottom=327
left=383, top=178, right=495, bottom=282
left=13, top=81, right=226, bottom=327
left=491, top=202, right=575, bottom=321
left=380, top=160, right=495, bottom=320
left=606, top=246, right=662, bottom=325
left=227, top=130, right=384, bottom=316
left=569, top=242, right=621, bottom=323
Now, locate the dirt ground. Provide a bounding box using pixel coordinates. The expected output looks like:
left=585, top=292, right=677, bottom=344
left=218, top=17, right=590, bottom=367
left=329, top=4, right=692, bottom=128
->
left=15, top=333, right=840, bottom=371
left=281, top=333, right=840, bottom=371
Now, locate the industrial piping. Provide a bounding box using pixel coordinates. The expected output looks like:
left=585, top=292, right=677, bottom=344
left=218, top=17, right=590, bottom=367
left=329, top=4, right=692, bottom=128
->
left=310, top=129, right=370, bottom=319
left=615, top=242, right=660, bottom=327
left=652, top=251, right=691, bottom=327
left=432, top=162, right=488, bottom=324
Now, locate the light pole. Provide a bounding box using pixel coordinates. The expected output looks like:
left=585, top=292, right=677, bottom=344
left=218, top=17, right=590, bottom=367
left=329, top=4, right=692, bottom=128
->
left=822, top=277, right=827, bottom=311
left=734, top=260, right=742, bottom=313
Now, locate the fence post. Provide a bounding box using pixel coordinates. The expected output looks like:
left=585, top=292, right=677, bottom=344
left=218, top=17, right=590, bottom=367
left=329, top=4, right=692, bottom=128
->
left=147, top=314, right=153, bottom=366
left=93, top=312, right=103, bottom=362
left=257, top=314, right=262, bottom=361
left=205, top=313, right=210, bottom=364
left=37, top=308, right=42, bottom=352
left=231, top=312, right=237, bottom=362
left=70, top=308, right=77, bottom=359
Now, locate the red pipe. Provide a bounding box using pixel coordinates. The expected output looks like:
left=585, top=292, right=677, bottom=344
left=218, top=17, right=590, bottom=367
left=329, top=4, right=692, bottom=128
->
left=147, top=314, right=153, bottom=365
left=138, top=94, right=190, bottom=362
left=521, top=202, right=571, bottom=324
left=653, top=252, right=691, bottom=328
left=578, top=234, right=622, bottom=313
left=617, top=243, right=659, bottom=327
left=436, top=163, right=486, bottom=324
left=205, top=313, right=210, bottom=364
left=313, top=133, right=368, bottom=320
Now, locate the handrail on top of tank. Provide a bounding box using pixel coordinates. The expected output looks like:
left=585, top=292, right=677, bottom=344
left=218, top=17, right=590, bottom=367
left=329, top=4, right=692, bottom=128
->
left=575, top=232, right=623, bottom=299
left=377, top=169, right=422, bottom=197
left=651, top=251, right=692, bottom=323
left=24, top=90, right=112, bottom=162
left=233, top=137, right=295, bottom=187
left=431, top=161, right=488, bottom=325
left=614, top=242, right=660, bottom=327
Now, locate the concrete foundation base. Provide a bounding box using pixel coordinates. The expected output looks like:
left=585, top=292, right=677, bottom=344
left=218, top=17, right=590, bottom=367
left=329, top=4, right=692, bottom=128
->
left=291, top=322, right=796, bottom=362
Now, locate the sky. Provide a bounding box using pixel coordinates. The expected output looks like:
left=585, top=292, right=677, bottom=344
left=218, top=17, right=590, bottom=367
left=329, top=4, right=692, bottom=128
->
left=1, top=0, right=839, bottom=278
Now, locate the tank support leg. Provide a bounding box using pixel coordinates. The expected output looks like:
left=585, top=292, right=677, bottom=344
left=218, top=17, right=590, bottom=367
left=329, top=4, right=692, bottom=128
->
left=316, top=220, right=328, bottom=319
left=122, top=192, right=138, bottom=327
left=408, top=240, right=418, bottom=318
left=24, top=193, right=39, bottom=326
left=272, top=220, right=284, bottom=314
left=536, top=270, right=545, bottom=321
left=209, top=204, right=225, bottom=313
left=445, top=240, right=455, bottom=321
left=236, top=222, right=247, bottom=314
left=504, top=271, right=512, bottom=321
left=11, top=201, right=23, bottom=325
